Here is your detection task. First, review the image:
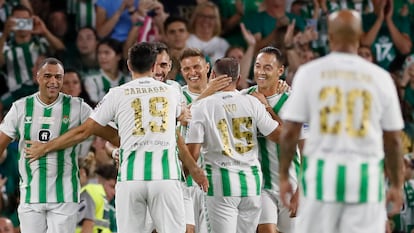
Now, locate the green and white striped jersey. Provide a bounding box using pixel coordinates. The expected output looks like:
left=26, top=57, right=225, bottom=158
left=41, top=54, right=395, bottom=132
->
left=0, top=92, right=92, bottom=203
left=181, top=85, right=200, bottom=106
left=84, top=69, right=131, bottom=104
left=388, top=180, right=414, bottom=232
left=180, top=86, right=201, bottom=187
left=3, top=37, right=48, bottom=92
left=243, top=87, right=303, bottom=194
left=90, top=77, right=182, bottom=182
left=186, top=91, right=279, bottom=197
left=282, top=53, right=404, bottom=203
left=67, top=0, right=96, bottom=29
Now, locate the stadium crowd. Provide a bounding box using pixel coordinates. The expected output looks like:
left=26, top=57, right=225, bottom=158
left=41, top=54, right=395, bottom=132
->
left=0, top=0, right=412, bottom=233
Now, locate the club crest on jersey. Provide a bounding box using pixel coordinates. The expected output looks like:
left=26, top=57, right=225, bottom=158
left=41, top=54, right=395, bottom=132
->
left=38, top=130, right=51, bottom=142
left=62, top=115, right=70, bottom=124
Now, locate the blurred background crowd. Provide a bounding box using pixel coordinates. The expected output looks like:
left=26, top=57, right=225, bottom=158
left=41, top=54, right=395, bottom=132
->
left=0, top=0, right=413, bottom=232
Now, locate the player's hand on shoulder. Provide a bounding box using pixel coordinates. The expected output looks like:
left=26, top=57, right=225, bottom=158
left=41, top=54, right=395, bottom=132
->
left=277, top=80, right=291, bottom=94
left=250, top=91, right=268, bottom=106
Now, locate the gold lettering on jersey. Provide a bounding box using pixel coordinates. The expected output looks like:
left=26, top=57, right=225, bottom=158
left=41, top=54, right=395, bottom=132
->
left=38, top=116, right=55, bottom=125
left=319, top=87, right=372, bottom=137
left=132, top=140, right=170, bottom=148
left=321, top=71, right=372, bottom=82
left=233, top=117, right=254, bottom=154
left=217, top=117, right=254, bottom=156
left=223, top=104, right=237, bottom=113
left=124, top=86, right=167, bottom=95
left=320, top=87, right=342, bottom=134
left=217, top=119, right=232, bottom=156
left=149, top=97, right=168, bottom=133
left=131, top=98, right=145, bottom=136
left=130, top=97, right=169, bottom=136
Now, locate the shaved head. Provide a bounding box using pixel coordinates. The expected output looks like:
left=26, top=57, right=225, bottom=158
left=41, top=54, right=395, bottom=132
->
left=328, top=10, right=362, bottom=52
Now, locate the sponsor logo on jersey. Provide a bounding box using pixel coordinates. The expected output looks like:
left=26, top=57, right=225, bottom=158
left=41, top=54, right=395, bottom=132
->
left=38, top=116, right=55, bottom=125
left=38, top=129, right=51, bottom=142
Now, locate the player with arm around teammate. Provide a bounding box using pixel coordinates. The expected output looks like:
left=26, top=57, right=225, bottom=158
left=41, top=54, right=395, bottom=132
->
left=186, top=57, right=281, bottom=233
left=24, top=42, right=207, bottom=233
left=0, top=58, right=104, bottom=233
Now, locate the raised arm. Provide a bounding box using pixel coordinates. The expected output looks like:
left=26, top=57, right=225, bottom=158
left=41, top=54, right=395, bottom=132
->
left=95, top=0, right=133, bottom=39
left=383, top=3, right=411, bottom=54
left=32, top=16, right=65, bottom=51
left=0, top=18, right=14, bottom=67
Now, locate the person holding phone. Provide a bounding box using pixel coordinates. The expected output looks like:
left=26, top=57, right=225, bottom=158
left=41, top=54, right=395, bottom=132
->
left=0, top=4, right=65, bottom=120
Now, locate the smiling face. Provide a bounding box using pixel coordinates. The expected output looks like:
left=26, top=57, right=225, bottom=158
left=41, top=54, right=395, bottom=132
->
left=253, top=52, right=284, bottom=89
left=37, top=63, right=64, bottom=104
left=154, top=50, right=172, bottom=82
left=191, top=3, right=221, bottom=39
left=180, top=55, right=209, bottom=93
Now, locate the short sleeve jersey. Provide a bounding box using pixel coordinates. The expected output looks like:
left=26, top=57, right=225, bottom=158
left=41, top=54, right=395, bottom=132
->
left=186, top=91, right=278, bottom=197
left=282, top=52, right=404, bottom=203
left=90, top=77, right=182, bottom=181
left=84, top=69, right=131, bottom=104
left=242, top=87, right=304, bottom=194
left=0, top=92, right=92, bottom=203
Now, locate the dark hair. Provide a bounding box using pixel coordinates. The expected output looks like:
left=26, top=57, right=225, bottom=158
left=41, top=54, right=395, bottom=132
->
left=179, top=48, right=205, bottom=62
left=97, top=37, right=124, bottom=71
left=153, top=41, right=169, bottom=55
left=64, top=68, right=94, bottom=106
left=12, top=4, right=32, bottom=15
left=38, top=57, right=64, bottom=70
left=128, top=42, right=157, bottom=73
left=95, top=163, right=117, bottom=180
left=258, top=46, right=284, bottom=66
left=97, top=37, right=123, bottom=56
left=163, top=15, right=188, bottom=33
left=213, top=58, right=240, bottom=81
left=77, top=26, right=98, bottom=40
left=225, top=46, right=245, bottom=57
